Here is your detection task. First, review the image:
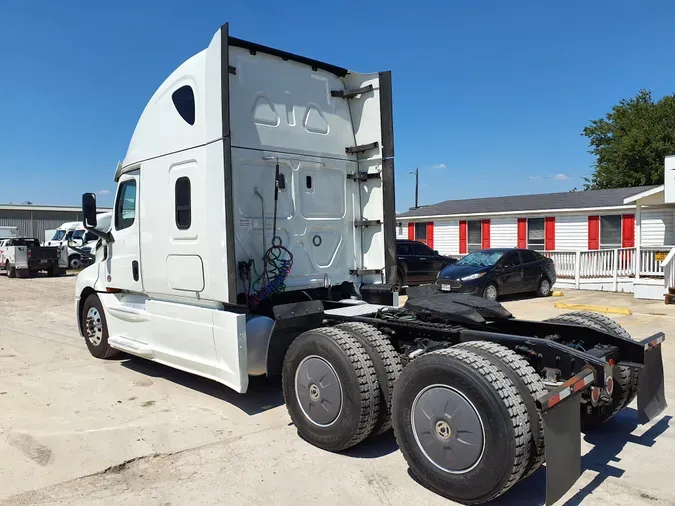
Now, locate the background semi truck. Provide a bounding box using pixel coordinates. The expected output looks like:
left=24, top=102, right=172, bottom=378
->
left=76, top=23, right=666, bottom=505
left=46, top=213, right=112, bottom=269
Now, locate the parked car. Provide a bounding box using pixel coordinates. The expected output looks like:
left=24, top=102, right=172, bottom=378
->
left=395, top=239, right=458, bottom=290
left=435, top=248, right=556, bottom=300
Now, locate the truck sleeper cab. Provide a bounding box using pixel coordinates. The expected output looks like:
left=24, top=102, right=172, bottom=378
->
left=76, top=23, right=666, bottom=506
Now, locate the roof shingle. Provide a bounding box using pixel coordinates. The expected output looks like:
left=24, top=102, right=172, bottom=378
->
left=398, top=186, right=659, bottom=218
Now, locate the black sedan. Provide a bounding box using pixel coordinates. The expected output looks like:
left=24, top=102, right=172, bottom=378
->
left=435, top=248, right=556, bottom=300
left=396, top=240, right=458, bottom=290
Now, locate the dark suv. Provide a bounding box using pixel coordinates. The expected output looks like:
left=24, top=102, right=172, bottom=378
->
left=395, top=239, right=457, bottom=290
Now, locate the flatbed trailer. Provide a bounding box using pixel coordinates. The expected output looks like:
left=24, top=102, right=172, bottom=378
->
left=74, top=23, right=666, bottom=505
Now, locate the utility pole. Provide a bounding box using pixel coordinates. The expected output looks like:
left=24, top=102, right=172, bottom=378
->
left=409, top=168, right=419, bottom=208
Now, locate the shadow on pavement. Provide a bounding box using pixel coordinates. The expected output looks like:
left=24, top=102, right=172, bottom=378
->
left=492, top=409, right=672, bottom=505
left=120, top=356, right=284, bottom=416
left=341, top=430, right=400, bottom=459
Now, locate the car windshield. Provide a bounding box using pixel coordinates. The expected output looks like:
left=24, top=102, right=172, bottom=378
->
left=456, top=251, right=504, bottom=267
left=52, top=230, right=66, bottom=241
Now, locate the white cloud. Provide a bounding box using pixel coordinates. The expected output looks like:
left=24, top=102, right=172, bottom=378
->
left=98, top=189, right=110, bottom=195
left=430, top=163, right=447, bottom=169
left=555, top=173, right=569, bottom=180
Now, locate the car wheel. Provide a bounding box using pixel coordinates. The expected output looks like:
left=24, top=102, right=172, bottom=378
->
left=483, top=283, right=498, bottom=301
left=536, top=278, right=551, bottom=297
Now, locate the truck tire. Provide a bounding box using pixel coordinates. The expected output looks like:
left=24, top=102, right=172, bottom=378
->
left=282, top=327, right=380, bottom=451
left=456, top=341, right=546, bottom=479
left=69, top=255, right=82, bottom=270
left=335, top=322, right=403, bottom=436
left=81, top=294, right=120, bottom=359
left=392, top=347, right=530, bottom=504
left=544, top=312, right=634, bottom=428
left=6, top=261, right=15, bottom=278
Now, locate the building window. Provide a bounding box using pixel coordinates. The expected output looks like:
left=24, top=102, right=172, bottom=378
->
left=600, top=215, right=621, bottom=249
left=175, top=177, right=191, bottom=230
left=415, top=222, right=427, bottom=241
left=172, top=85, right=196, bottom=125
left=397, top=222, right=403, bottom=236
left=115, top=180, right=137, bottom=231
left=467, top=220, right=482, bottom=252
left=527, top=218, right=545, bottom=251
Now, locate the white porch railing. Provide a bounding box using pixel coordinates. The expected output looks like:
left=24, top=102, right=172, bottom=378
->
left=663, top=248, right=675, bottom=290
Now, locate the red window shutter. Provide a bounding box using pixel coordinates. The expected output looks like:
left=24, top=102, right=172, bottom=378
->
left=588, top=216, right=599, bottom=250
left=545, top=217, right=555, bottom=251
left=622, top=214, right=635, bottom=247
left=408, top=222, right=414, bottom=240
left=482, top=219, right=490, bottom=249
left=426, top=222, right=434, bottom=250
left=517, top=218, right=527, bottom=248
left=459, top=220, right=467, bottom=254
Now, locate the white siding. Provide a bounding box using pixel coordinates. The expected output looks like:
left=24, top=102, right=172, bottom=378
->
left=490, top=217, right=517, bottom=248
left=555, top=213, right=588, bottom=251
left=396, top=221, right=407, bottom=239
left=640, top=208, right=674, bottom=246
left=434, top=219, right=459, bottom=255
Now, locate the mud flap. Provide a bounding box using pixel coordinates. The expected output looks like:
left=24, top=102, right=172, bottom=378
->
left=637, top=333, right=667, bottom=423
left=537, top=368, right=594, bottom=505
left=542, top=395, right=582, bottom=506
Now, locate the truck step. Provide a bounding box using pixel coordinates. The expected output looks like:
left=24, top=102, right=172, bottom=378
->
left=325, top=303, right=388, bottom=317
left=347, top=171, right=381, bottom=182
left=331, top=84, right=373, bottom=99
left=349, top=268, right=383, bottom=276
left=354, top=219, right=381, bottom=228
left=345, top=141, right=379, bottom=155
left=108, top=335, right=154, bottom=358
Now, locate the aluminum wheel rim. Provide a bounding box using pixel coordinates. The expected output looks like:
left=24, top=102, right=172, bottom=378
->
left=85, top=307, right=103, bottom=346
left=411, top=384, right=486, bottom=474
left=295, top=355, right=343, bottom=427
left=485, top=285, right=497, bottom=300
left=540, top=279, right=550, bottom=295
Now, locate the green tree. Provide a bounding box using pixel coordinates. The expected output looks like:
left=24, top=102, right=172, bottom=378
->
left=582, top=89, right=675, bottom=189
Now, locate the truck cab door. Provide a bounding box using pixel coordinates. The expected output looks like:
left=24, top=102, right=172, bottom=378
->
left=107, top=172, right=142, bottom=292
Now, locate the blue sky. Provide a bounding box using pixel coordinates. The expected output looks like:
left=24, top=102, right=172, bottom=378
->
left=1, top=1, right=675, bottom=210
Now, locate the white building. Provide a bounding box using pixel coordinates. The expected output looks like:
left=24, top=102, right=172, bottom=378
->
left=397, top=185, right=675, bottom=300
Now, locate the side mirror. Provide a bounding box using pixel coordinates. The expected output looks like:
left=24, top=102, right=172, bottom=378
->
left=81, top=192, right=114, bottom=243
left=82, top=193, right=97, bottom=228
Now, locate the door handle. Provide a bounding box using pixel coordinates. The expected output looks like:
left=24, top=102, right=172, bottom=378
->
left=132, top=260, right=139, bottom=281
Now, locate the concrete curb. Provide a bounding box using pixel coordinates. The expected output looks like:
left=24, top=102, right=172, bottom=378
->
left=554, top=302, right=633, bottom=315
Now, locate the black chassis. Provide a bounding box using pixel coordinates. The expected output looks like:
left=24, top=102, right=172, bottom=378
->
left=267, top=299, right=666, bottom=506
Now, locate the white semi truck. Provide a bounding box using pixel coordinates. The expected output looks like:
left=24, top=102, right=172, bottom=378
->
left=76, top=24, right=666, bottom=505
left=47, top=213, right=112, bottom=269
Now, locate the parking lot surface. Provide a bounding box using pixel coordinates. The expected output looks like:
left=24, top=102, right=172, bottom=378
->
left=1, top=275, right=674, bottom=505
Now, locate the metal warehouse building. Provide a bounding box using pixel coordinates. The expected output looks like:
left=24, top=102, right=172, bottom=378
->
left=0, top=204, right=111, bottom=241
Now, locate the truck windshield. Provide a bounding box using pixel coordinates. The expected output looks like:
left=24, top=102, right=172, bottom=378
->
left=52, top=230, right=66, bottom=241
left=72, top=230, right=85, bottom=240
left=456, top=251, right=505, bottom=267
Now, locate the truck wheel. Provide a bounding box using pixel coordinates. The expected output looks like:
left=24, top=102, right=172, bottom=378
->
left=6, top=261, right=15, bottom=278
left=81, top=294, right=120, bottom=359
left=392, top=347, right=530, bottom=504
left=335, top=322, right=403, bottom=436
left=456, top=341, right=546, bottom=479
left=544, top=312, right=634, bottom=428
left=69, top=255, right=82, bottom=270
left=282, top=327, right=380, bottom=451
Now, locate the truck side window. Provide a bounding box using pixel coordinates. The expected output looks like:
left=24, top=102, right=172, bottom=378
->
left=172, top=85, right=195, bottom=125
left=115, top=180, right=137, bottom=231
left=175, top=177, right=191, bottom=230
